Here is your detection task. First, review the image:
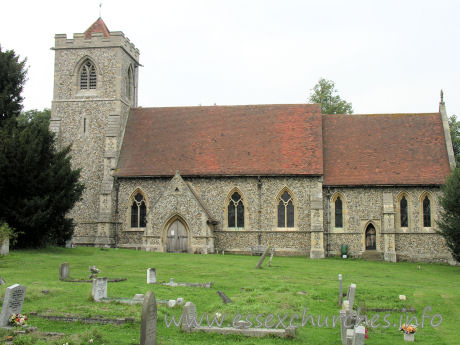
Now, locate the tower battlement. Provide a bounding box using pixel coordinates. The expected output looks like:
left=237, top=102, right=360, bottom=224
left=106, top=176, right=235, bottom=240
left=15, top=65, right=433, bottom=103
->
left=54, top=31, right=139, bottom=61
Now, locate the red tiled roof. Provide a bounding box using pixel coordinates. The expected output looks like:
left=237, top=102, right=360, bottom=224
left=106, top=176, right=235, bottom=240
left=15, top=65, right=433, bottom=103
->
left=84, top=18, right=110, bottom=39
left=115, top=104, right=323, bottom=177
left=323, top=113, right=451, bottom=186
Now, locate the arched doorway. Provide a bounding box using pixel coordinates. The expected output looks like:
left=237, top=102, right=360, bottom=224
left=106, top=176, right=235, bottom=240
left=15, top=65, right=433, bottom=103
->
left=166, top=219, right=188, bottom=253
left=365, top=224, right=376, bottom=250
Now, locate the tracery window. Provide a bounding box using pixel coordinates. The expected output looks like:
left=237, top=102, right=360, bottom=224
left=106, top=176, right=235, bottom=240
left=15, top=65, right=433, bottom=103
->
left=335, top=196, right=343, bottom=228
left=80, top=60, right=97, bottom=90
left=228, top=192, right=244, bottom=228
left=423, top=195, right=431, bottom=227
left=400, top=195, right=408, bottom=227
left=131, top=192, right=146, bottom=228
left=278, top=190, right=294, bottom=228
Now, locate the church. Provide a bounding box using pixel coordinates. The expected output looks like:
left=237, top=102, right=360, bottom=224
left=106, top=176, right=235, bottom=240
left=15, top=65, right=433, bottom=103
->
left=49, top=18, right=456, bottom=262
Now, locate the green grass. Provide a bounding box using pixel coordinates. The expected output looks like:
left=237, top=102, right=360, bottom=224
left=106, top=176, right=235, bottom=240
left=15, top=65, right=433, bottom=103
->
left=0, top=247, right=459, bottom=344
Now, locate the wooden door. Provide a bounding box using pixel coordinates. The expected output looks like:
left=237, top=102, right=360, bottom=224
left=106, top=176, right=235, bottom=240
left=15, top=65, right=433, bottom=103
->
left=166, top=220, right=188, bottom=253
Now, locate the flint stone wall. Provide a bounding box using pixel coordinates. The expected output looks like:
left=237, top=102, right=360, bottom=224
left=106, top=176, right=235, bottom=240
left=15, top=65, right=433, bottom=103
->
left=323, top=186, right=451, bottom=261
left=117, top=176, right=321, bottom=254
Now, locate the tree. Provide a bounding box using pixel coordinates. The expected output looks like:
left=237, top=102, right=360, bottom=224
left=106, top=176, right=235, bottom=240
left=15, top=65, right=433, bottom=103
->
left=0, top=47, right=84, bottom=247
left=448, top=115, right=460, bottom=166
left=0, top=46, right=27, bottom=125
left=0, top=109, right=84, bottom=247
left=437, top=167, right=460, bottom=262
left=308, top=78, right=353, bottom=114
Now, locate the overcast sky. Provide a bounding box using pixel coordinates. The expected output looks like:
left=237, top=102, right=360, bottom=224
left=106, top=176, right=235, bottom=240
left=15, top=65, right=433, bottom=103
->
left=1, top=0, right=459, bottom=116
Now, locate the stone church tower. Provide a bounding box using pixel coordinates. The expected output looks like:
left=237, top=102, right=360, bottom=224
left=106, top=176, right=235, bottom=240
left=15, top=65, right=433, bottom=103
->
left=50, top=18, right=140, bottom=246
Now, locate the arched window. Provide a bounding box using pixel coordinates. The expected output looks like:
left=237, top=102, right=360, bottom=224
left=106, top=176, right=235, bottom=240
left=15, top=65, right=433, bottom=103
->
left=131, top=192, right=146, bottom=228
left=228, top=191, right=244, bottom=228
left=80, top=60, right=97, bottom=90
left=278, top=190, right=294, bottom=228
left=423, top=195, right=431, bottom=227
left=126, top=66, right=133, bottom=100
left=400, top=195, right=408, bottom=227
left=335, top=196, right=343, bottom=228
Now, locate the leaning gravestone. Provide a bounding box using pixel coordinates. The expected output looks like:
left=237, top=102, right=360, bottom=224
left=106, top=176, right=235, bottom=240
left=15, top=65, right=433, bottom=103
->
left=217, top=291, right=232, bottom=304
left=0, top=284, right=27, bottom=327
left=0, top=238, right=9, bottom=256
left=59, top=262, right=70, bottom=280
left=91, top=278, right=107, bottom=301
left=255, top=245, right=271, bottom=269
left=140, top=291, right=157, bottom=345
left=147, top=268, right=156, bottom=284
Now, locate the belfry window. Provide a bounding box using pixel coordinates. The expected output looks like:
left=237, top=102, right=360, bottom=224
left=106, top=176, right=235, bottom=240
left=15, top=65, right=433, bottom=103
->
left=228, top=192, right=244, bottom=228
left=423, top=195, right=431, bottom=227
left=400, top=196, right=408, bottom=227
left=131, top=192, right=146, bottom=228
left=278, top=191, right=294, bottom=228
left=80, top=60, right=97, bottom=90
left=335, top=196, right=343, bottom=228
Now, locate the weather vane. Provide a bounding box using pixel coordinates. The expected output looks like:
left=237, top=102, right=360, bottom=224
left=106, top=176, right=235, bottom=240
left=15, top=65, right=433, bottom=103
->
left=99, top=3, right=102, bottom=18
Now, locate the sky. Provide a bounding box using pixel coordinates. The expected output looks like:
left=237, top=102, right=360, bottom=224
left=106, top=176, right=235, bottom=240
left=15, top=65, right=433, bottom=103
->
left=1, top=0, right=459, bottom=116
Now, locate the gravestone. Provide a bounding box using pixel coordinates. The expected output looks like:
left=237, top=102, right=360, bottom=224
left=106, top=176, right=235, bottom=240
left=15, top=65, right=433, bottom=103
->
left=255, top=245, right=271, bottom=269
left=181, top=302, right=197, bottom=331
left=147, top=268, right=156, bottom=284
left=217, top=291, right=232, bottom=304
left=133, top=294, right=145, bottom=302
left=267, top=252, right=274, bottom=267
left=338, top=274, right=343, bottom=306
left=0, top=238, right=9, bottom=256
left=91, top=278, right=107, bottom=301
left=352, top=325, right=365, bottom=345
left=0, top=277, right=5, bottom=285
left=339, top=309, right=347, bottom=345
left=65, top=240, right=72, bottom=248
left=140, top=291, right=157, bottom=345
left=347, top=284, right=356, bottom=310
left=0, top=284, right=27, bottom=327
left=59, top=262, right=70, bottom=280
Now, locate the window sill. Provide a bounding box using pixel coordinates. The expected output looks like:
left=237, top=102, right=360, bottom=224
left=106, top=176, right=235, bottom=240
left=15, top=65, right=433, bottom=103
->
left=124, top=228, right=145, bottom=232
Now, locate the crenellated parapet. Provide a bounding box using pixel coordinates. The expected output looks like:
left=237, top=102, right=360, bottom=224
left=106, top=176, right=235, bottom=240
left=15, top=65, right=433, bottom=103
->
left=54, top=31, right=139, bottom=62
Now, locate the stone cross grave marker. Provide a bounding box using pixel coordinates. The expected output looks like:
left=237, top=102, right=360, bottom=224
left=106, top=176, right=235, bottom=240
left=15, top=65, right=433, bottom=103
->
left=140, top=291, right=157, bottom=345
left=59, top=262, right=70, bottom=280
left=0, top=284, right=27, bottom=327
left=147, top=268, right=156, bottom=284
left=181, top=301, right=197, bottom=331
left=0, top=238, right=9, bottom=256
left=91, top=278, right=107, bottom=301
left=338, top=274, right=343, bottom=306
left=347, top=284, right=356, bottom=311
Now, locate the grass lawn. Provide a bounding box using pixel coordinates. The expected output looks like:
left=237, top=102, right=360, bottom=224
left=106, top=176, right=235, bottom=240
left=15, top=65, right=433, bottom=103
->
left=0, top=247, right=459, bottom=344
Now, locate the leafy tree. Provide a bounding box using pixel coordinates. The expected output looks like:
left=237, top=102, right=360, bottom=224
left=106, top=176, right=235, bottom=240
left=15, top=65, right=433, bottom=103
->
left=0, top=46, right=27, bottom=125
left=448, top=115, right=460, bottom=166
left=437, top=167, right=460, bottom=262
left=308, top=78, right=353, bottom=114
